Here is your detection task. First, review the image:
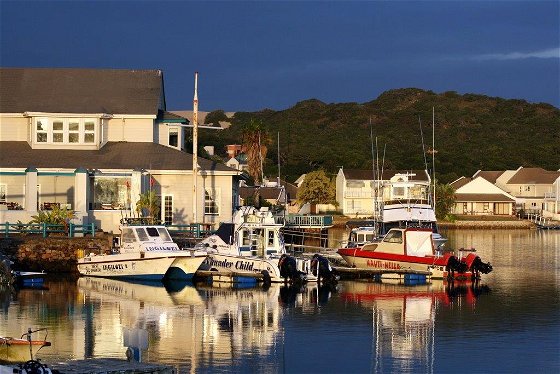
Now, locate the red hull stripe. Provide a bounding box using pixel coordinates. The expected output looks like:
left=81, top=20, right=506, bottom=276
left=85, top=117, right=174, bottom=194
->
left=338, top=248, right=450, bottom=266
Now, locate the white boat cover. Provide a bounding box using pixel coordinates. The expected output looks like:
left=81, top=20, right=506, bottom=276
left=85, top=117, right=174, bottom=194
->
left=382, top=205, right=437, bottom=223
left=405, top=230, right=433, bottom=257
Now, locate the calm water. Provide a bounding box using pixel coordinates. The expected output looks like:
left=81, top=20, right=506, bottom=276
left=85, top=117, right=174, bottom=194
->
left=1, top=229, right=559, bottom=373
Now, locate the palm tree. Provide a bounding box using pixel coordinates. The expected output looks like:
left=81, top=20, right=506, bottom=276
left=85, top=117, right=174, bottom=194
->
left=242, top=119, right=270, bottom=186
left=242, top=119, right=271, bottom=207
left=136, top=190, right=160, bottom=224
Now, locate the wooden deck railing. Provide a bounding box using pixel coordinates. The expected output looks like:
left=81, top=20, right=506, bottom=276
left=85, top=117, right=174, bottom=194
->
left=2, top=222, right=96, bottom=238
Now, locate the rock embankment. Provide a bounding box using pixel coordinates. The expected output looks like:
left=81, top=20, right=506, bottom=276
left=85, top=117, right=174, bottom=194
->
left=0, top=234, right=112, bottom=273
left=438, top=220, right=535, bottom=229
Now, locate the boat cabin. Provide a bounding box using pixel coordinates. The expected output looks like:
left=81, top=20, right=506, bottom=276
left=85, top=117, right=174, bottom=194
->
left=361, top=228, right=435, bottom=256
left=118, top=225, right=180, bottom=253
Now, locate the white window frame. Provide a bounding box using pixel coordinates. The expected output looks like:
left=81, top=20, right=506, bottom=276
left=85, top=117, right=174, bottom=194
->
left=204, top=188, right=220, bottom=215
left=52, top=119, right=64, bottom=143
left=84, top=119, right=96, bottom=143
left=33, top=117, right=98, bottom=145
left=36, top=118, right=49, bottom=143
left=163, top=195, right=173, bottom=225
left=68, top=119, right=80, bottom=143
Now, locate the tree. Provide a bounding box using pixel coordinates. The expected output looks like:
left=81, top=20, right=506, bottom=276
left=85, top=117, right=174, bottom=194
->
left=297, top=170, right=336, bottom=205
left=242, top=119, right=271, bottom=186
left=434, top=182, right=456, bottom=220
left=136, top=190, right=160, bottom=224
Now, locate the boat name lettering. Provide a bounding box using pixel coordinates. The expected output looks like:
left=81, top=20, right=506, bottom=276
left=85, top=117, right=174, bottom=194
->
left=146, top=246, right=175, bottom=252
left=366, top=260, right=401, bottom=270
left=235, top=261, right=254, bottom=271
left=208, top=257, right=234, bottom=268
left=102, top=264, right=128, bottom=271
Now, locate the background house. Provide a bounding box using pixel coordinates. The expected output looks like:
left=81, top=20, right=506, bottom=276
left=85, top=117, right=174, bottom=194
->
left=0, top=68, right=241, bottom=233
left=336, top=168, right=430, bottom=217
left=451, top=167, right=560, bottom=220
left=450, top=176, right=515, bottom=215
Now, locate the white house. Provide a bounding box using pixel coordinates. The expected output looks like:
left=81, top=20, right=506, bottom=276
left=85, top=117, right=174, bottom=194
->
left=450, top=176, right=515, bottom=215
left=336, top=168, right=430, bottom=217
left=0, top=68, right=241, bottom=233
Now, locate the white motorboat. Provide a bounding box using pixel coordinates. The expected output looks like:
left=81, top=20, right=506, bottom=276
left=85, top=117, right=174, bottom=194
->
left=77, top=222, right=207, bottom=281
left=197, top=206, right=337, bottom=284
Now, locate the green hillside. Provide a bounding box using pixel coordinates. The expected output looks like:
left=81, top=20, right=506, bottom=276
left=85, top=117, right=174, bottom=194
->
left=199, top=88, right=560, bottom=183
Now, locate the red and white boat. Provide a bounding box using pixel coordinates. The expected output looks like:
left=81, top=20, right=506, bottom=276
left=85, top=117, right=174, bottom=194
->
left=337, top=227, right=492, bottom=280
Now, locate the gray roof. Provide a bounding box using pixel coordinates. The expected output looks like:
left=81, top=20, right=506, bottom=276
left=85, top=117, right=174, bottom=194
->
left=474, top=170, right=505, bottom=184
left=343, top=169, right=429, bottom=181
left=0, top=68, right=164, bottom=114
left=507, top=167, right=560, bottom=184
left=0, top=141, right=237, bottom=172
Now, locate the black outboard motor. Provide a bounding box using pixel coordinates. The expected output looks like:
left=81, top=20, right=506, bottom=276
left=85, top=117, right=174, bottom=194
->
left=446, top=255, right=468, bottom=274
left=470, top=256, right=493, bottom=274
left=278, top=254, right=306, bottom=284
left=311, top=254, right=339, bottom=285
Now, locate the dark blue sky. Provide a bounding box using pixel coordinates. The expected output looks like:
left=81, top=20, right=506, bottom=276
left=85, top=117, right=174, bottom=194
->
left=1, top=1, right=558, bottom=111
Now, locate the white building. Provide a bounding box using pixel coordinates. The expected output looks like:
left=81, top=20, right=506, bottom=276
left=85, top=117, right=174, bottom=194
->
left=0, top=68, right=241, bottom=233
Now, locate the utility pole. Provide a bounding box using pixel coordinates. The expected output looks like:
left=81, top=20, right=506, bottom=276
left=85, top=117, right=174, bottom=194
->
left=192, top=72, right=199, bottom=223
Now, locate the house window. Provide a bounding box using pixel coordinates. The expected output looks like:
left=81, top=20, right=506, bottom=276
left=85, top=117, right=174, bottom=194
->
left=0, top=184, right=6, bottom=203
left=205, top=188, right=220, bottom=215
left=524, top=186, right=531, bottom=192
left=33, top=118, right=97, bottom=145
left=68, top=121, right=80, bottom=143
left=53, top=120, right=64, bottom=142
left=163, top=195, right=173, bottom=225
left=90, top=175, right=131, bottom=210
left=36, top=119, right=48, bottom=142
left=169, top=128, right=179, bottom=147
left=483, top=203, right=490, bottom=212
left=84, top=120, right=95, bottom=143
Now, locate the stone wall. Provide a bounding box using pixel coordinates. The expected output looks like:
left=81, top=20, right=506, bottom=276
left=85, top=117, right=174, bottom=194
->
left=439, top=220, right=535, bottom=229
left=0, top=234, right=113, bottom=274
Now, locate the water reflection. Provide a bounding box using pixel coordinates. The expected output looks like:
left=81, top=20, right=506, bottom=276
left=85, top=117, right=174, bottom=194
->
left=73, top=277, right=332, bottom=370
left=340, top=280, right=490, bottom=373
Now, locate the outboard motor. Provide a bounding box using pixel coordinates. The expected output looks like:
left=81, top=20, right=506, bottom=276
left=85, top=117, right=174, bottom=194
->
left=311, top=254, right=339, bottom=285
left=278, top=254, right=306, bottom=284
left=467, top=255, right=493, bottom=275
left=446, top=255, right=468, bottom=274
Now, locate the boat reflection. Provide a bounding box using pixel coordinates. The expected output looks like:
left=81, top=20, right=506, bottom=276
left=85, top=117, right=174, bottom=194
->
left=76, top=277, right=326, bottom=369
left=340, top=280, right=489, bottom=373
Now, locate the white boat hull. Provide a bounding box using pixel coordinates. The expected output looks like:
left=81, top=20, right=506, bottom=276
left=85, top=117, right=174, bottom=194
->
left=77, top=251, right=206, bottom=281
left=200, top=253, right=317, bottom=283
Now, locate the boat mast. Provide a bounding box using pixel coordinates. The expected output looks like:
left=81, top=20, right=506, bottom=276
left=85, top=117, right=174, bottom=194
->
left=192, top=72, right=199, bottom=223
left=432, top=106, right=436, bottom=209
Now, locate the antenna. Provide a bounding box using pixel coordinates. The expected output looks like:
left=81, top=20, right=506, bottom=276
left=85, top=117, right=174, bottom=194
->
left=277, top=131, right=281, bottom=186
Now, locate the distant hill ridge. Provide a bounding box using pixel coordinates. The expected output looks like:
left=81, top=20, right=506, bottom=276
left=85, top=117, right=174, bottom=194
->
left=198, top=88, right=560, bottom=183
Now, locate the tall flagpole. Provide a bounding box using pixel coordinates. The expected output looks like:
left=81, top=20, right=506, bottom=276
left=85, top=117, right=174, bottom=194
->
left=192, top=72, right=199, bottom=223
